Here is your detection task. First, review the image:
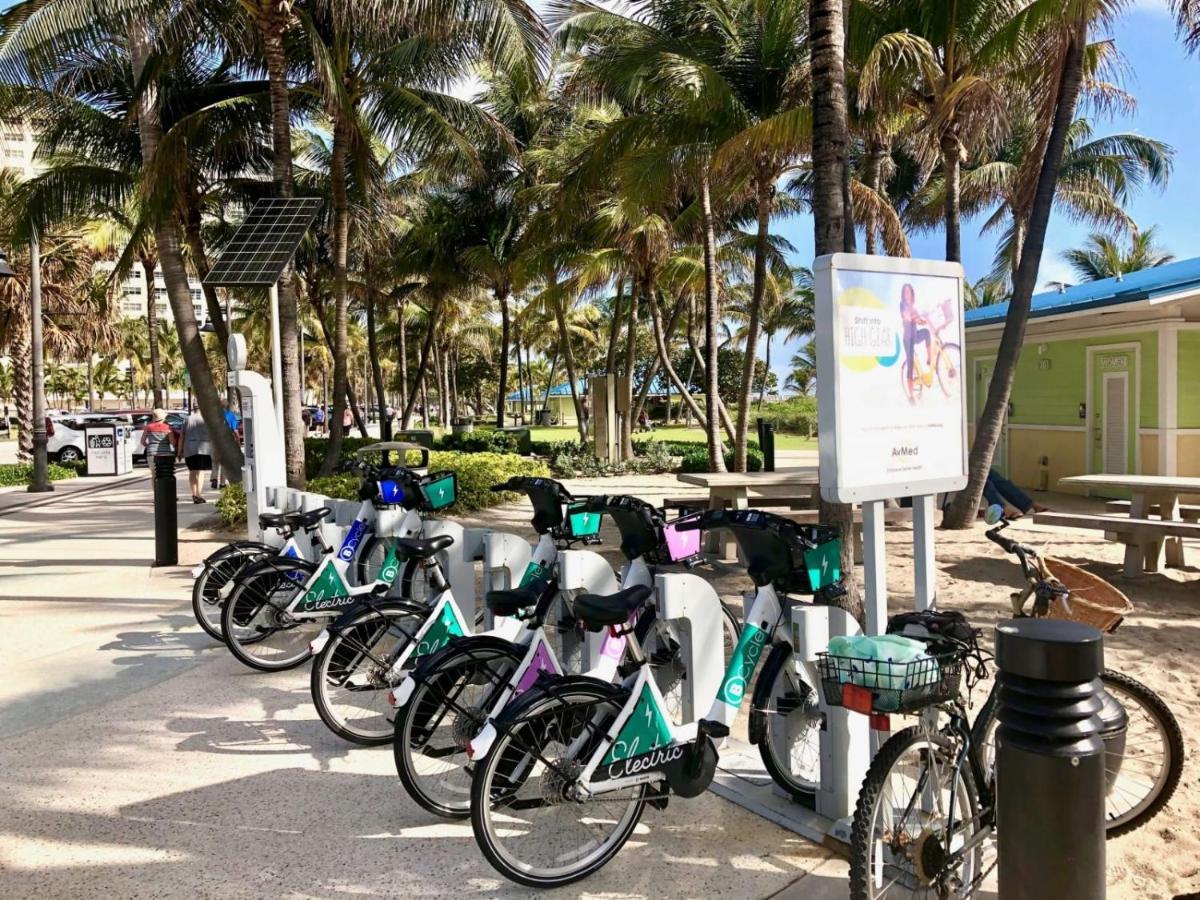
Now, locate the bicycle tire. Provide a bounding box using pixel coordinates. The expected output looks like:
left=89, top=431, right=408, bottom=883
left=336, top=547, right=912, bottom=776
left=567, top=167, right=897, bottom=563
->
left=191, top=546, right=273, bottom=641
left=972, top=668, right=1183, bottom=838
left=849, top=726, right=983, bottom=900
left=221, top=559, right=321, bottom=672
left=393, top=637, right=523, bottom=816
left=752, top=641, right=820, bottom=804
left=471, top=681, right=646, bottom=888
left=310, top=600, right=431, bottom=745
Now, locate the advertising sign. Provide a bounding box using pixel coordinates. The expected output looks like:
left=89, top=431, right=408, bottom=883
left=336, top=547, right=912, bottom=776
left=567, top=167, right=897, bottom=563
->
left=815, top=254, right=968, bottom=502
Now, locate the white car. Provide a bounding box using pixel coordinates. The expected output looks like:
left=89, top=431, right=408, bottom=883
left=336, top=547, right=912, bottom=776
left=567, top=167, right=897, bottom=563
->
left=47, top=414, right=131, bottom=463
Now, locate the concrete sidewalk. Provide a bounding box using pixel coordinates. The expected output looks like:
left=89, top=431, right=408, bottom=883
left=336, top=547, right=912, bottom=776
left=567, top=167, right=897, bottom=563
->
left=0, top=476, right=848, bottom=899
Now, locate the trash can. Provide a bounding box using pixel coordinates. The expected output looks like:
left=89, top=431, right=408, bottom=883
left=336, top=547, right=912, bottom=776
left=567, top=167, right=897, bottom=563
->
left=452, top=417, right=475, bottom=435
left=85, top=423, right=131, bottom=476
left=536, top=408, right=553, bottom=427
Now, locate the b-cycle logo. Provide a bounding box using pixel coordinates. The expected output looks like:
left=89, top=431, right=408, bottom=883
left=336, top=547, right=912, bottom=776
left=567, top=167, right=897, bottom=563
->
left=603, top=744, right=684, bottom=781
left=338, top=520, right=367, bottom=562
left=718, top=624, right=766, bottom=706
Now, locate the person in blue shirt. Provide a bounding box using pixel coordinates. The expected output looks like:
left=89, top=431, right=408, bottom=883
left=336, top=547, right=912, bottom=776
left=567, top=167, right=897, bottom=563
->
left=212, top=401, right=241, bottom=489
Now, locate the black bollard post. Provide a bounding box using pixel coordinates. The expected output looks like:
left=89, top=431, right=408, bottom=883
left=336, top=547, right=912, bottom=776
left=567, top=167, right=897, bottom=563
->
left=995, top=618, right=1106, bottom=900
left=152, top=453, right=178, bottom=566
left=756, top=417, right=776, bottom=471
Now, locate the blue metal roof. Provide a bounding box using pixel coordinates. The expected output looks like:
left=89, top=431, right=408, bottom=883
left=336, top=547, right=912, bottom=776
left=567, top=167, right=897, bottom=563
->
left=507, top=380, right=587, bottom=401
left=964, top=256, right=1200, bottom=328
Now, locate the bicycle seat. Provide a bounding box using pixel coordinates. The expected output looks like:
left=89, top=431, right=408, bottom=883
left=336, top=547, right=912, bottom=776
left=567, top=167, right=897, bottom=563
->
left=486, top=585, right=540, bottom=617
left=573, top=584, right=654, bottom=630
left=258, top=512, right=293, bottom=530
left=284, top=508, right=332, bottom=530
left=391, top=534, right=455, bottom=559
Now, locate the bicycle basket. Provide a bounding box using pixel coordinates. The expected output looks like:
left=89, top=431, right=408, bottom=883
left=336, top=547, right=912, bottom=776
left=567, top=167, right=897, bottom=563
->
left=662, top=512, right=703, bottom=564
left=418, top=471, right=457, bottom=511
left=564, top=501, right=602, bottom=539
left=1039, top=558, right=1132, bottom=633
left=817, top=649, right=963, bottom=715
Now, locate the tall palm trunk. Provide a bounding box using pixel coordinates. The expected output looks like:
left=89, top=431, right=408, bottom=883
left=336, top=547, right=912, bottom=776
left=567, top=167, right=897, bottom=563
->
left=319, top=114, right=351, bottom=476
left=260, top=2, right=306, bottom=488
left=944, top=22, right=1088, bottom=528
left=182, top=180, right=227, bottom=347
left=128, top=30, right=241, bottom=478
left=401, top=299, right=439, bottom=426
left=647, top=290, right=707, bottom=426
left=11, top=300, right=32, bottom=460
left=605, top=278, right=624, bottom=375
left=141, top=253, right=164, bottom=408
left=699, top=170, right=726, bottom=472
left=733, top=174, right=772, bottom=471
left=619, top=284, right=640, bottom=459
left=496, top=287, right=510, bottom=428
left=86, top=354, right=95, bottom=413
left=397, top=295, right=409, bottom=428
left=365, top=283, right=390, bottom=440
left=941, top=132, right=963, bottom=263
left=810, top=0, right=860, bottom=621
left=551, top=287, right=586, bottom=443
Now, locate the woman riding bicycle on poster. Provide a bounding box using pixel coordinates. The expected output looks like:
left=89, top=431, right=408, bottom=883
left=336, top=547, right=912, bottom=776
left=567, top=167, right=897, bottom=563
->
left=899, top=282, right=931, bottom=390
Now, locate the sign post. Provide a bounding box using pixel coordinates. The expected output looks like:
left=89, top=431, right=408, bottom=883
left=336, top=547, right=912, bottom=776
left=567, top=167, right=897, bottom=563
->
left=815, top=253, right=968, bottom=628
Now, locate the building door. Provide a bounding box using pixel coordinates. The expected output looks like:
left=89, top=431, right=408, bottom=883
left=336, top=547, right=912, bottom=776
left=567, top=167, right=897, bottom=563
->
left=975, top=358, right=1008, bottom=476
left=1091, top=350, right=1136, bottom=475
left=1101, top=373, right=1130, bottom=474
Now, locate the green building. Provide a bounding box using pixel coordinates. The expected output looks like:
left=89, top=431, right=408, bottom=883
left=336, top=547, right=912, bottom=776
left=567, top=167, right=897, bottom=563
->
left=964, top=258, right=1200, bottom=497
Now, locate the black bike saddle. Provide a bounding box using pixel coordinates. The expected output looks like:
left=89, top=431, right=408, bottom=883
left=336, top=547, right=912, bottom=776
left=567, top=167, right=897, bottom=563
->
left=573, top=584, right=654, bottom=631
left=392, top=534, right=455, bottom=559
left=284, top=508, right=332, bottom=530
left=258, top=511, right=293, bottom=530
left=486, top=585, right=541, bottom=617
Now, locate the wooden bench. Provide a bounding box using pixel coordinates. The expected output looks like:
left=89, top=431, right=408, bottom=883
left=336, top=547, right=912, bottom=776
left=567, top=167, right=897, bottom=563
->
left=1104, top=500, right=1200, bottom=521
left=1032, top=511, right=1200, bottom=575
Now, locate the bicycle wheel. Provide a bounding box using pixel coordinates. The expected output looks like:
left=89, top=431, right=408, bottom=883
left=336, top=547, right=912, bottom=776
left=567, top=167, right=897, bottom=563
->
left=222, top=561, right=323, bottom=672
left=935, top=343, right=961, bottom=398
left=973, top=669, right=1183, bottom=838
left=394, top=638, right=523, bottom=816
left=310, top=600, right=430, bottom=745
left=192, top=546, right=273, bottom=641
left=639, top=601, right=740, bottom=725
left=753, top=642, right=821, bottom=802
left=850, top=726, right=986, bottom=900
left=471, top=683, right=646, bottom=888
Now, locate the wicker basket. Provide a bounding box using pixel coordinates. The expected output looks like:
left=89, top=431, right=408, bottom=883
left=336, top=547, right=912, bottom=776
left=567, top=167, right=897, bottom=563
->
left=1040, top=557, right=1133, bottom=633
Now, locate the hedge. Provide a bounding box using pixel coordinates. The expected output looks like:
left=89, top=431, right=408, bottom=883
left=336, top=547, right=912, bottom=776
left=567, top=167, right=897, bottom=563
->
left=217, top=449, right=550, bottom=529
left=753, top=396, right=817, bottom=436
left=0, top=462, right=80, bottom=487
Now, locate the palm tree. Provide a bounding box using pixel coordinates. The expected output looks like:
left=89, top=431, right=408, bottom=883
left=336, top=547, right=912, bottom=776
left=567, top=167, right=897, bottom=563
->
left=811, top=0, right=861, bottom=619
left=729, top=267, right=815, bottom=408
left=1062, top=227, right=1174, bottom=282
left=785, top=343, right=817, bottom=397
left=965, top=277, right=1009, bottom=310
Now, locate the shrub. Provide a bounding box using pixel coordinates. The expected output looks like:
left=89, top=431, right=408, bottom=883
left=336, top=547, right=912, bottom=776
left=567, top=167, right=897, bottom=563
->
left=216, top=482, right=247, bottom=528
left=428, top=450, right=549, bottom=510
left=435, top=429, right=523, bottom=454
left=755, top=396, right=818, bottom=436
left=0, top=462, right=79, bottom=486
left=678, top=445, right=763, bottom=473
left=304, top=436, right=380, bottom=477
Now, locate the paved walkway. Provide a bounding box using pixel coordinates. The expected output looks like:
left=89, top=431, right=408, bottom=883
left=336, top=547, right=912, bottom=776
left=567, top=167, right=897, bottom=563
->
left=0, top=476, right=847, bottom=899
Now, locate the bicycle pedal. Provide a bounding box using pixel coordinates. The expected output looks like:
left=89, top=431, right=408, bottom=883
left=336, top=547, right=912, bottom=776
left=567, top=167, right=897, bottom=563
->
left=697, top=718, right=729, bottom=739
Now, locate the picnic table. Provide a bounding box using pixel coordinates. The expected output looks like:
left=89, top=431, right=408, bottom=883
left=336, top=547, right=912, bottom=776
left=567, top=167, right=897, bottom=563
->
left=675, top=469, right=819, bottom=558
left=1040, top=474, right=1200, bottom=576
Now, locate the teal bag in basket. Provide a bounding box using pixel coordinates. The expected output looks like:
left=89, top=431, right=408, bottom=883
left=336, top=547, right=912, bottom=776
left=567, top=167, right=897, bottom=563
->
left=420, top=472, right=457, bottom=510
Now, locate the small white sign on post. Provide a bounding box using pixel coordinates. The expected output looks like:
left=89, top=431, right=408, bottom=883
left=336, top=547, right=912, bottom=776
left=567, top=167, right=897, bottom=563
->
left=815, top=254, right=969, bottom=503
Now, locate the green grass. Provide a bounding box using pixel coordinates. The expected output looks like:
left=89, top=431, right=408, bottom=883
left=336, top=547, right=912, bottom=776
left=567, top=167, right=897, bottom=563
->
left=526, top=424, right=817, bottom=451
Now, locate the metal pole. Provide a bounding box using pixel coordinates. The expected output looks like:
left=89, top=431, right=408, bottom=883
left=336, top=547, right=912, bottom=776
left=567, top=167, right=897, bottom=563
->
left=152, top=453, right=178, bottom=565
left=995, top=618, right=1106, bottom=900
left=269, top=282, right=284, bottom=437
left=912, top=494, right=936, bottom=610
left=28, top=233, right=53, bottom=493
left=861, top=500, right=886, bottom=634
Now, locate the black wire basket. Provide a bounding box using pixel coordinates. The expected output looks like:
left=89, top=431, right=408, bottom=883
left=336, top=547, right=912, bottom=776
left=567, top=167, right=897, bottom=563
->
left=817, top=651, right=964, bottom=715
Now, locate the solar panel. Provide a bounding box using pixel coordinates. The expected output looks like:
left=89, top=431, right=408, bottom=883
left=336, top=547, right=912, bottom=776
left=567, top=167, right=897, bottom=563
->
left=204, top=197, right=322, bottom=287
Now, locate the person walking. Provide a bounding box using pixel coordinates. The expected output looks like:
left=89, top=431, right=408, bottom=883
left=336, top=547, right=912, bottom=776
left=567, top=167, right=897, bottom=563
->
left=178, top=408, right=213, bottom=503
left=140, top=408, right=177, bottom=479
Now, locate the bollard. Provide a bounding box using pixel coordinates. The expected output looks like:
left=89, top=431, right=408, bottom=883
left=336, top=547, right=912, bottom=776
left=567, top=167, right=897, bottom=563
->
left=152, top=453, right=178, bottom=566
left=995, top=618, right=1106, bottom=900
left=756, top=418, right=776, bottom=471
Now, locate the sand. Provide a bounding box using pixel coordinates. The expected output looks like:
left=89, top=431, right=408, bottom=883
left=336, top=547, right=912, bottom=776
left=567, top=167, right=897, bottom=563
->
left=458, top=478, right=1198, bottom=899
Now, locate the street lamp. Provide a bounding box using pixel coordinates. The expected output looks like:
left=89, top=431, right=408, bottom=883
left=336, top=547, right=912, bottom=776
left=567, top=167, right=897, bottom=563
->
left=27, top=233, right=52, bottom=492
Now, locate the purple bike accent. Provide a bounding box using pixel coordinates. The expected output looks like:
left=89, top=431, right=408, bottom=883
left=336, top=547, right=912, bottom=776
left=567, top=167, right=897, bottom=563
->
left=514, top=642, right=558, bottom=695
left=663, top=520, right=701, bottom=562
